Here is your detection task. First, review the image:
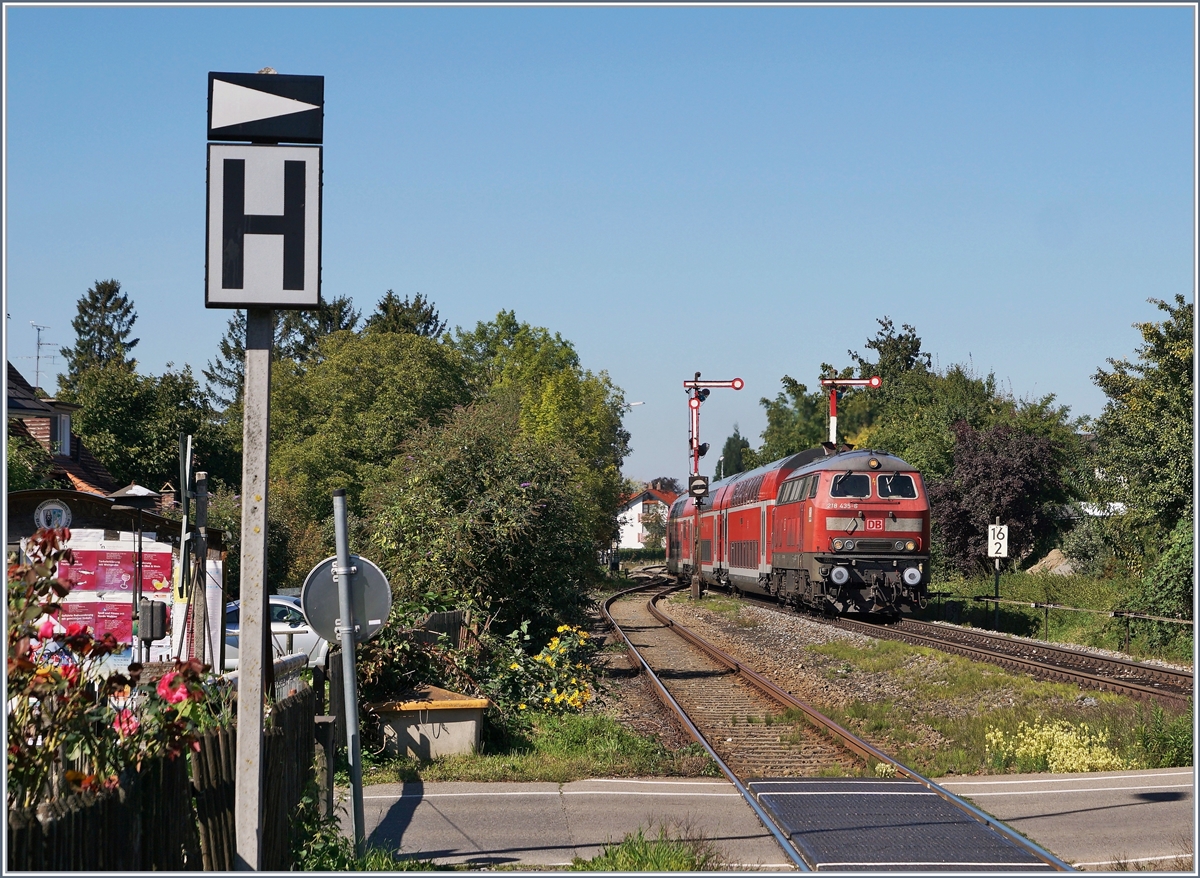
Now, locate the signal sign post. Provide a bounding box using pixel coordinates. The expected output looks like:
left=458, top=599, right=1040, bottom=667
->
left=206, top=69, right=325, bottom=871
left=988, top=519, right=1008, bottom=631
left=819, top=375, right=881, bottom=446
left=682, top=373, right=743, bottom=598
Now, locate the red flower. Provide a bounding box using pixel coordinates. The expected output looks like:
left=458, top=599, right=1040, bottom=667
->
left=37, top=619, right=57, bottom=640
left=156, top=671, right=189, bottom=704
left=113, top=709, right=139, bottom=737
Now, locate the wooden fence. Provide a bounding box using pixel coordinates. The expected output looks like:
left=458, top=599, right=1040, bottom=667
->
left=7, top=671, right=317, bottom=871
left=7, top=753, right=199, bottom=870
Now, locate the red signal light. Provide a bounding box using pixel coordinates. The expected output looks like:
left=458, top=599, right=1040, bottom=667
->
left=869, top=376, right=882, bottom=388
left=689, top=397, right=701, bottom=409
left=731, top=378, right=744, bottom=390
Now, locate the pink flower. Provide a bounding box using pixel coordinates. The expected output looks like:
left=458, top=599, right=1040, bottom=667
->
left=113, top=709, right=139, bottom=737
left=156, top=671, right=189, bottom=704
left=37, top=619, right=56, bottom=640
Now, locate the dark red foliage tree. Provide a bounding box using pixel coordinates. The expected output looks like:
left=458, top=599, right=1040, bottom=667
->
left=928, top=421, right=1069, bottom=575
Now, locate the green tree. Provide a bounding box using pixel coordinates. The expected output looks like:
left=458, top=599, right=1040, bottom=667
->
left=714, top=426, right=751, bottom=480
left=369, top=394, right=600, bottom=643
left=5, top=426, right=53, bottom=491
left=57, top=362, right=233, bottom=489
left=1091, top=295, right=1193, bottom=534
left=452, top=311, right=630, bottom=546
left=757, top=376, right=828, bottom=462
left=364, top=291, right=447, bottom=337
left=203, top=296, right=361, bottom=406
left=267, top=330, right=471, bottom=586
left=58, top=279, right=138, bottom=395
left=641, top=505, right=666, bottom=551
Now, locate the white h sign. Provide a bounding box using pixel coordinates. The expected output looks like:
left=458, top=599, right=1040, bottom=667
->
left=988, top=524, right=1009, bottom=558
left=206, top=144, right=321, bottom=308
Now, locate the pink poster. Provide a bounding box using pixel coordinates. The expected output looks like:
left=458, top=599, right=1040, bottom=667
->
left=94, top=602, right=134, bottom=646
left=57, top=602, right=98, bottom=634
left=58, top=550, right=173, bottom=593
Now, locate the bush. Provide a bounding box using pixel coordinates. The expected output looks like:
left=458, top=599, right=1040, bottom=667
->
left=1134, top=703, right=1193, bottom=769
left=369, top=395, right=602, bottom=646
left=487, top=623, right=598, bottom=714
left=1059, top=516, right=1112, bottom=577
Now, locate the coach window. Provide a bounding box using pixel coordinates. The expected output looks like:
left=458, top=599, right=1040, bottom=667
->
left=877, top=473, right=918, bottom=499
left=830, top=472, right=871, bottom=498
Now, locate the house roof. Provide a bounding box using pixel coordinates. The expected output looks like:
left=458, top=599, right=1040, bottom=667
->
left=6, top=362, right=55, bottom=416
left=7, top=362, right=119, bottom=496
left=619, top=487, right=679, bottom=510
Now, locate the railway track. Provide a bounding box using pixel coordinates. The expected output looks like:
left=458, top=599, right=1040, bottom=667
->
left=832, top=615, right=1193, bottom=710
left=603, top=574, right=1070, bottom=871
left=707, top=579, right=1193, bottom=710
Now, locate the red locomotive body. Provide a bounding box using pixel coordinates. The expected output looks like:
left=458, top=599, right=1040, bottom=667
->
left=666, top=447, right=930, bottom=615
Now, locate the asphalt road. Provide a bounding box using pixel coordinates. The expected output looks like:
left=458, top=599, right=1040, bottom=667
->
left=348, top=768, right=1194, bottom=870
left=941, top=767, right=1195, bottom=871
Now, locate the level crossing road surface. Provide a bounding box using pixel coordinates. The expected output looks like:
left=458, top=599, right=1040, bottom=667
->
left=352, top=778, right=794, bottom=868
left=346, top=768, right=1193, bottom=870
left=941, top=767, right=1195, bottom=871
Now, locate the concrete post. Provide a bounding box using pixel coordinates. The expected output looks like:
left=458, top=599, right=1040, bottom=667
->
left=234, top=308, right=272, bottom=870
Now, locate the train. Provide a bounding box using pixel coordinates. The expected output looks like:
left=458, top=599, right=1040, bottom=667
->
left=665, top=446, right=930, bottom=616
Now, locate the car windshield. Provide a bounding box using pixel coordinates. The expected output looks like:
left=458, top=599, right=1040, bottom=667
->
left=226, top=606, right=239, bottom=626
left=877, top=473, right=917, bottom=498
left=830, top=472, right=871, bottom=498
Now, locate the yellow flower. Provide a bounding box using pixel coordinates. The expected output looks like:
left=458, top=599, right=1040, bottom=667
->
left=510, top=662, right=520, bottom=670
left=518, top=704, right=527, bottom=710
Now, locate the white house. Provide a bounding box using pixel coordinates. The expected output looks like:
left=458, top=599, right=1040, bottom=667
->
left=615, top=488, right=678, bottom=550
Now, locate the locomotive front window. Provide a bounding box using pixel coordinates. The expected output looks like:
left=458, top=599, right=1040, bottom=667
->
left=877, top=473, right=917, bottom=498
left=830, top=472, right=871, bottom=498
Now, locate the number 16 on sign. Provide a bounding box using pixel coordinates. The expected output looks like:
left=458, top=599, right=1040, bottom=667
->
left=988, top=524, right=1008, bottom=558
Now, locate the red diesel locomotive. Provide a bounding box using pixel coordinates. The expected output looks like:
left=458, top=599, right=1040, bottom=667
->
left=666, top=447, right=930, bottom=615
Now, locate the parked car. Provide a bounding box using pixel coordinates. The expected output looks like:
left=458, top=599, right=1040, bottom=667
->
left=224, top=594, right=330, bottom=670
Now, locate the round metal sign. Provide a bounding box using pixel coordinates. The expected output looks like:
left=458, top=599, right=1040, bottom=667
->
left=300, top=554, right=392, bottom=644
left=34, top=499, right=72, bottom=530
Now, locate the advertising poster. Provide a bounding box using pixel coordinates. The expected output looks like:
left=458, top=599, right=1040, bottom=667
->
left=57, top=550, right=173, bottom=593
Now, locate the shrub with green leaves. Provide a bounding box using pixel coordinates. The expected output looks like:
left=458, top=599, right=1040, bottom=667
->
left=488, top=623, right=598, bottom=714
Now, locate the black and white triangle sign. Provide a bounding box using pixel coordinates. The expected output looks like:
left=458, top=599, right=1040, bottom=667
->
left=208, top=72, right=324, bottom=144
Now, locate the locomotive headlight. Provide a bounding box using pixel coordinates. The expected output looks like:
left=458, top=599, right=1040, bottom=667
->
left=894, top=540, right=905, bottom=551
left=844, top=539, right=855, bottom=551
left=830, top=566, right=851, bottom=585
left=832, top=539, right=844, bottom=551
left=905, top=540, right=916, bottom=551
left=902, top=567, right=922, bottom=586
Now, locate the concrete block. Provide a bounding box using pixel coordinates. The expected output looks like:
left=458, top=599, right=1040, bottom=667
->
left=366, top=686, right=490, bottom=760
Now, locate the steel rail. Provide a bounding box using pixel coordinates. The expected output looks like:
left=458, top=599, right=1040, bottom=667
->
left=899, top=618, right=1193, bottom=688
left=638, top=585, right=1074, bottom=872
left=834, top=616, right=1192, bottom=708
left=602, top=579, right=812, bottom=871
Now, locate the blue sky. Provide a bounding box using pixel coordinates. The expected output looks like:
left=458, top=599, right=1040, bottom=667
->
left=4, top=5, right=1195, bottom=483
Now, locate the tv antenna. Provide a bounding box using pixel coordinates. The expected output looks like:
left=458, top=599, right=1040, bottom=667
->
left=28, top=323, right=59, bottom=393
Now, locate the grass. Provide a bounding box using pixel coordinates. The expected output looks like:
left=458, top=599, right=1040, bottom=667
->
left=569, top=822, right=724, bottom=871
left=801, top=638, right=1192, bottom=776
left=341, top=711, right=719, bottom=785
left=919, top=572, right=1193, bottom=665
